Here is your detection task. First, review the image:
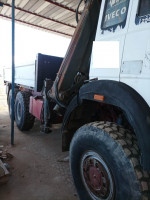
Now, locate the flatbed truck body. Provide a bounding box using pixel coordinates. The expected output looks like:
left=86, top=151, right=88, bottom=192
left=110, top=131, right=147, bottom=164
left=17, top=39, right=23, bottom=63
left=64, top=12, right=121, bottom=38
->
left=4, top=53, right=63, bottom=91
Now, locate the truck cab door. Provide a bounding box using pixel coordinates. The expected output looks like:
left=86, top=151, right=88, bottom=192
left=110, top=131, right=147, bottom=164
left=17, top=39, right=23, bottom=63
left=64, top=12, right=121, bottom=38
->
left=90, top=0, right=132, bottom=81
left=120, top=0, right=150, bottom=107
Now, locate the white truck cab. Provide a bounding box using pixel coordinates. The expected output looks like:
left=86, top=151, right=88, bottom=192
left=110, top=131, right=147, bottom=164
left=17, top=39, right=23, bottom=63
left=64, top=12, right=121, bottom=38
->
left=90, top=0, right=150, bottom=106
left=68, top=2, right=150, bottom=198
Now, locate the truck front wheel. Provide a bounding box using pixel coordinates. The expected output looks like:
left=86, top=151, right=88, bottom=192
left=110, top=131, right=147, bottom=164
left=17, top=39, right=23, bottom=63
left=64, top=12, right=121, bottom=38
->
left=70, top=122, right=150, bottom=200
left=15, top=91, right=35, bottom=131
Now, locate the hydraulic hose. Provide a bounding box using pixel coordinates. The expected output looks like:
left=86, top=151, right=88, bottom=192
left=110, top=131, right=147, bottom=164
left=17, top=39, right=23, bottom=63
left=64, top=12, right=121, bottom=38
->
left=48, top=77, right=66, bottom=109
left=76, top=0, right=84, bottom=23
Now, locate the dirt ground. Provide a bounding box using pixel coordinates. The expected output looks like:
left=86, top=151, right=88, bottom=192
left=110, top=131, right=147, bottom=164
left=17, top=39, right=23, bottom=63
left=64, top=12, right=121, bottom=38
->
left=0, top=110, right=77, bottom=200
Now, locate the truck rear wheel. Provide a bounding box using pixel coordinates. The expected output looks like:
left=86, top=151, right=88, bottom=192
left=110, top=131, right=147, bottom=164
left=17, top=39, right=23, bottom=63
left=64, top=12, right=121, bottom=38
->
left=8, top=89, right=18, bottom=118
left=70, top=122, right=150, bottom=200
left=15, top=91, right=35, bottom=131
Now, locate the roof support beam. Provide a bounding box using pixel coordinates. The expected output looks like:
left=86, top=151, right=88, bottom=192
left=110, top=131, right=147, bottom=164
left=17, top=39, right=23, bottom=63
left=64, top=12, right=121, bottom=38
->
left=0, top=14, right=73, bottom=37
left=1, top=2, right=76, bottom=29
left=45, top=0, right=81, bottom=14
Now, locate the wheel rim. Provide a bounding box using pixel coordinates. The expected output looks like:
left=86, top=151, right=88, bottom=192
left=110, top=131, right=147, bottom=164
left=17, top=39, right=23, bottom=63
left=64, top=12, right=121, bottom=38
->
left=16, top=102, right=22, bottom=121
left=80, top=151, right=115, bottom=200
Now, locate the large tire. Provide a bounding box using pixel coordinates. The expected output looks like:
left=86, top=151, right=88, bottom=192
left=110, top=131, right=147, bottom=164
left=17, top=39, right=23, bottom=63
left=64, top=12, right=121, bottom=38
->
left=70, top=121, right=150, bottom=200
left=8, top=89, right=18, bottom=118
left=15, top=91, right=35, bottom=131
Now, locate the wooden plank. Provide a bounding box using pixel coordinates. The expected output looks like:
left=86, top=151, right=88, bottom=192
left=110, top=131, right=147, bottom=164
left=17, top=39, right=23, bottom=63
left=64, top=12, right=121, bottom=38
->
left=0, top=159, right=9, bottom=185
left=0, top=159, right=9, bottom=176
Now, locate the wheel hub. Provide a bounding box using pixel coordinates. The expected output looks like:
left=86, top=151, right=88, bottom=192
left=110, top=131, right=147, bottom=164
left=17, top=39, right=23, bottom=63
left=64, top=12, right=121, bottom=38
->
left=88, top=166, right=102, bottom=190
left=81, top=151, right=114, bottom=200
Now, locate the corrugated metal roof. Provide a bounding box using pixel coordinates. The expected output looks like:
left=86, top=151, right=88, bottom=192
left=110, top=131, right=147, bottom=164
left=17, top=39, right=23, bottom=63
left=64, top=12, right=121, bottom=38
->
left=0, top=0, right=85, bottom=38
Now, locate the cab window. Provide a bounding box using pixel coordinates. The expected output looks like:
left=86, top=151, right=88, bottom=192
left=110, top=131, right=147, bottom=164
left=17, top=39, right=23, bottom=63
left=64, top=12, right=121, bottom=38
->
left=138, top=0, right=150, bottom=16
left=101, top=0, right=130, bottom=30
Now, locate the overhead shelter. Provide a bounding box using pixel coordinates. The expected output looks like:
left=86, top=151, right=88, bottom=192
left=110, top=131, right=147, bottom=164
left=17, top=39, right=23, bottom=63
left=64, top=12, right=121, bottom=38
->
left=0, top=0, right=85, bottom=38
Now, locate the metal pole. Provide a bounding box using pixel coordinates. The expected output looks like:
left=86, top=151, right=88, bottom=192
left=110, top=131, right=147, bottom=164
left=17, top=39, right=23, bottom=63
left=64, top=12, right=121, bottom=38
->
left=11, top=0, right=15, bottom=145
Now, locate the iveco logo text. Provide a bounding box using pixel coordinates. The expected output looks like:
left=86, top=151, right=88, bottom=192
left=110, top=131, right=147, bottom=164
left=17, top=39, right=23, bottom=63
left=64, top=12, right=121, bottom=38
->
left=105, top=7, right=127, bottom=22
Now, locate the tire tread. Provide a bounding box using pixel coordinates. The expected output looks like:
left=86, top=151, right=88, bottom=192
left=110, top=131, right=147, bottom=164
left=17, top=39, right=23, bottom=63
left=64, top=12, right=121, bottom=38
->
left=15, top=91, right=34, bottom=131
left=84, top=121, right=150, bottom=199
